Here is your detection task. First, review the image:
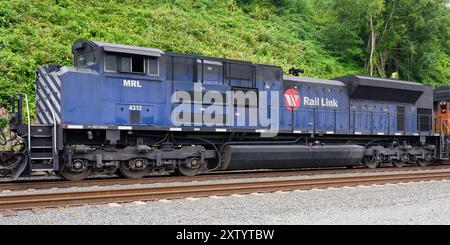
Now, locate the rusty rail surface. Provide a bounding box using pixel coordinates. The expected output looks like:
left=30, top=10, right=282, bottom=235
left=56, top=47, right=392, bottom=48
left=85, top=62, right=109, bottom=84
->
left=1, top=170, right=450, bottom=211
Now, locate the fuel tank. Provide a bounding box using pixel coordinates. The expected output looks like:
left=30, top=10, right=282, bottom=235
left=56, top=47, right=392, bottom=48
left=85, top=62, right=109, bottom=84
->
left=221, top=144, right=365, bottom=170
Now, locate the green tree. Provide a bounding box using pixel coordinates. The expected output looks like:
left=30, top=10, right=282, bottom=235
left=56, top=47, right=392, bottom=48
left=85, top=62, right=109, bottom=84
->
left=323, top=0, right=450, bottom=84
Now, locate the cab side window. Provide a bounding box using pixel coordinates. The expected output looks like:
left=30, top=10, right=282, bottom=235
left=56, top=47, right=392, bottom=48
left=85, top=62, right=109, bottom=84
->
left=119, top=56, right=132, bottom=72
left=148, top=57, right=159, bottom=76
left=131, top=56, right=144, bottom=73
left=104, top=53, right=145, bottom=74
left=105, top=54, right=117, bottom=71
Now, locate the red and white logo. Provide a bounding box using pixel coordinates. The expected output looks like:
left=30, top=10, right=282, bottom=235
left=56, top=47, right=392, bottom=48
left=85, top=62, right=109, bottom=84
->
left=284, top=88, right=301, bottom=110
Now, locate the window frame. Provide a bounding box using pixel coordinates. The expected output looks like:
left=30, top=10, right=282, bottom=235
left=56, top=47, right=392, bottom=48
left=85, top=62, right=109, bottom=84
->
left=104, top=54, right=118, bottom=72
left=119, top=56, right=132, bottom=73
left=147, top=57, right=160, bottom=76
left=76, top=51, right=96, bottom=67
left=103, top=53, right=147, bottom=75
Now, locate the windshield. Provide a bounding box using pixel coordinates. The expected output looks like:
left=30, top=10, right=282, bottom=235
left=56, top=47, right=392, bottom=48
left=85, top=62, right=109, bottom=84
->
left=76, top=51, right=96, bottom=67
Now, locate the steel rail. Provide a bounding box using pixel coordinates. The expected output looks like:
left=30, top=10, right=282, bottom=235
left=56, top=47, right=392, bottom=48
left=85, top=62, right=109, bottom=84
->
left=1, top=165, right=450, bottom=191
left=1, top=170, right=450, bottom=211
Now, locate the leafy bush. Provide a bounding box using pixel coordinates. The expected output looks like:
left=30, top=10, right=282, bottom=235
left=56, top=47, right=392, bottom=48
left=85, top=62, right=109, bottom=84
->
left=0, top=118, right=7, bottom=130
left=0, top=0, right=364, bottom=106
left=0, top=0, right=447, bottom=117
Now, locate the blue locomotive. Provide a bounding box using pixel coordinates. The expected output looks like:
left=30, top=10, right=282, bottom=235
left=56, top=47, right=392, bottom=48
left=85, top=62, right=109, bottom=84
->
left=0, top=40, right=447, bottom=180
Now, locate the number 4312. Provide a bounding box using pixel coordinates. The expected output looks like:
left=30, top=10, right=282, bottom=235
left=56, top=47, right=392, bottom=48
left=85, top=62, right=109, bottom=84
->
left=129, top=105, right=142, bottom=111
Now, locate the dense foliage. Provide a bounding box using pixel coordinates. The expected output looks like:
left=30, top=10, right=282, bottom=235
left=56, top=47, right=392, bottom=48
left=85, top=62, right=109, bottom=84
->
left=323, top=0, right=450, bottom=86
left=0, top=118, right=7, bottom=130
left=0, top=0, right=449, bottom=118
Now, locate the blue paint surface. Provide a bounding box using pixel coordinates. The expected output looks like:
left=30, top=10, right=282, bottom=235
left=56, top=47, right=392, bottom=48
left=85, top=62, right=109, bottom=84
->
left=37, top=55, right=421, bottom=136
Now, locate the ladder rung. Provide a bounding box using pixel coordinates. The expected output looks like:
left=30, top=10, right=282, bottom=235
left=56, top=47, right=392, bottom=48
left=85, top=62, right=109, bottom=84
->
left=31, top=169, right=54, bottom=172
left=31, top=135, right=53, bottom=138
left=31, top=157, right=53, bottom=160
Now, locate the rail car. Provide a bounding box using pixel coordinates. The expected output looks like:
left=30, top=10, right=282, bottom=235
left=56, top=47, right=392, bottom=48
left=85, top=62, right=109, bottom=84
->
left=0, top=40, right=449, bottom=180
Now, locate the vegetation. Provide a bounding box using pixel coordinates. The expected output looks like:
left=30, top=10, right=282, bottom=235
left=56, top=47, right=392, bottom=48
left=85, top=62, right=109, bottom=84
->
left=323, top=0, right=450, bottom=86
left=0, top=111, right=11, bottom=150
left=0, top=0, right=449, bottom=120
left=0, top=118, right=7, bottom=130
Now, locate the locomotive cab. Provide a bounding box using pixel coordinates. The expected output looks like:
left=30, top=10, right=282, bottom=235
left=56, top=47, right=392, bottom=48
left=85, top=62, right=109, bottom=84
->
left=72, top=40, right=164, bottom=76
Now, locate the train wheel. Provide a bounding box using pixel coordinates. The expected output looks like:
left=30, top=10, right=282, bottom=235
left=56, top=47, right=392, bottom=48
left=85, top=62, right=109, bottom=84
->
left=417, top=153, right=433, bottom=167
left=177, top=158, right=206, bottom=176
left=59, top=160, right=92, bottom=181
left=363, top=155, right=379, bottom=169
left=417, top=159, right=430, bottom=167
left=119, top=159, right=150, bottom=179
left=393, top=153, right=409, bottom=168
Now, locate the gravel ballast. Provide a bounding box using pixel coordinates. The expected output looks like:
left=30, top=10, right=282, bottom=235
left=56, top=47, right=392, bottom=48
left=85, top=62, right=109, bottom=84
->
left=1, top=167, right=448, bottom=196
left=1, top=179, right=450, bottom=225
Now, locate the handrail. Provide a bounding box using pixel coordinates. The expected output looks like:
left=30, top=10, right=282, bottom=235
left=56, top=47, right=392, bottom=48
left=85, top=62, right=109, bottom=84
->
left=47, top=106, right=58, bottom=158
left=17, top=93, right=31, bottom=152
left=441, top=119, right=450, bottom=135
left=36, top=94, right=58, bottom=159
left=15, top=93, right=57, bottom=160
left=443, top=119, right=450, bottom=131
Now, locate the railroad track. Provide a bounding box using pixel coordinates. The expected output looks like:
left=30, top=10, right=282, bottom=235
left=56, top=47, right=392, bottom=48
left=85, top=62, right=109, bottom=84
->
left=1, top=164, right=450, bottom=191
left=1, top=170, right=450, bottom=211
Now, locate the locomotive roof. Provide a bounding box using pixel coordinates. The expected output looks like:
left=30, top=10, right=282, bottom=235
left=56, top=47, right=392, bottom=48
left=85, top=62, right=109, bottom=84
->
left=334, top=75, right=425, bottom=103
left=435, top=86, right=450, bottom=92
left=74, top=40, right=283, bottom=69
left=334, top=75, right=424, bottom=90
left=283, top=75, right=345, bottom=87
left=73, top=40, right=165, bottom=57
left=434, top=86, right=450, bottom=102
left=165, top=51, right=255, bottom=65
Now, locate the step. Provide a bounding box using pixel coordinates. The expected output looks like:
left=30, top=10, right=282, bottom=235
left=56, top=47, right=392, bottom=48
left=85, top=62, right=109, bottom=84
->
left=31, top=157, right=53, bottom=161
left=30, top=163, right=53, bottom=170
left=31, top=146, right=53, bottom=149
left=31, top=157, right=53, bottom=162
left=31, top=126, right=53, bottom=135
left=31, top=152, right=53, bottom=159
left=31, top=138, right=52, bottom=144
left=31, top=135, right=53, bottom=138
